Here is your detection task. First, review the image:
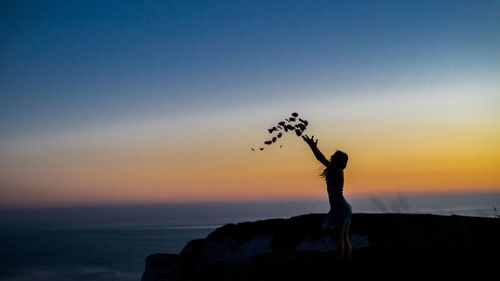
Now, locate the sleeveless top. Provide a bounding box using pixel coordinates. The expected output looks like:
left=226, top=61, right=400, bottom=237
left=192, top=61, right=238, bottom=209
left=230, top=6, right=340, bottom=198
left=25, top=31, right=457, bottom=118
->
left=323, top=166, right=352, bottom=230
left=325, top=167, right=346, bottom=210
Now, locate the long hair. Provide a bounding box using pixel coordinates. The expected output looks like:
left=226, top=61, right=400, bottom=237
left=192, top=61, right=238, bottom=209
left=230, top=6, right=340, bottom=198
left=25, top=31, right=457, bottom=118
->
left=320, top=150, right=348, bottom=178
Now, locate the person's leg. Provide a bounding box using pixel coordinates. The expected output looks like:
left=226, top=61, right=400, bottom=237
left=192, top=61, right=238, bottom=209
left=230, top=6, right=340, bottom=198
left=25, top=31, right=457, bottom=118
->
left=333, top=229, right=344, bottom=260
left=343, top=223, right=352, bottom=262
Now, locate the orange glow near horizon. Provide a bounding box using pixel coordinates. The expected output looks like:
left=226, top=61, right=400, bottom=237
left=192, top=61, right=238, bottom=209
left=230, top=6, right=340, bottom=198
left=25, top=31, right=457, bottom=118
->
left=1, top=85, right=499, bottom=208
left=3, top=1, right=500, bottom=211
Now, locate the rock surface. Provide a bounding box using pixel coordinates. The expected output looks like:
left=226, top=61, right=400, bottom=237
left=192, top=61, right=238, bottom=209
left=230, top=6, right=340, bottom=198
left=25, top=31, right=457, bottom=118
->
left=142, top=213, right=500, bottom=281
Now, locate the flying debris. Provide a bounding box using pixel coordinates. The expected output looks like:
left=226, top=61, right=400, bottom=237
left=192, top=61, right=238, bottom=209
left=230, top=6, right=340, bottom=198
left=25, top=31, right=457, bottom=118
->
left=296, top=123, right=306, bottom=131
left=251, top=112, right=309, bottom=151
left=268, top=127, right=279, bottom=133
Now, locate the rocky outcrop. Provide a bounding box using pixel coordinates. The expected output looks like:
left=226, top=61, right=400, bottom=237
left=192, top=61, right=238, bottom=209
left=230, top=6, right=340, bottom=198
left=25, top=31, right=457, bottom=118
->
left=140, top=253, right=177, bottom=281
left=142, top=213, right=500, bottom=281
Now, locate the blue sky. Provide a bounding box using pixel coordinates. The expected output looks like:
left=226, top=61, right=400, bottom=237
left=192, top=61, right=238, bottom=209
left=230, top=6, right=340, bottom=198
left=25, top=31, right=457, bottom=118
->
left=1, top=1, right=500, bottom=207
left=2, top=0, right=499, bottom=139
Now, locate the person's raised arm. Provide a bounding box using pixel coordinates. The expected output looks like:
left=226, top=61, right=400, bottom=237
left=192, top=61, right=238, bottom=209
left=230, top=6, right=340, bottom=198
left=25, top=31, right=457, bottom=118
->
left=302, top=135, right=331, bottom=168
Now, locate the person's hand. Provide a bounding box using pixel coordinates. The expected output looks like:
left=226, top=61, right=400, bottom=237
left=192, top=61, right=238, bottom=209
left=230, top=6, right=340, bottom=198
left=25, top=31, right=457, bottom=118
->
left=302, top=135, right=318, bottom=147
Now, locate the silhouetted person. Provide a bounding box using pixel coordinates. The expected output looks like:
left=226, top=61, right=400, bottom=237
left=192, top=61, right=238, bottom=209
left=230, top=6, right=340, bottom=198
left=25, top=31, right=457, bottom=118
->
left=302, top=135, right=352, bottom=261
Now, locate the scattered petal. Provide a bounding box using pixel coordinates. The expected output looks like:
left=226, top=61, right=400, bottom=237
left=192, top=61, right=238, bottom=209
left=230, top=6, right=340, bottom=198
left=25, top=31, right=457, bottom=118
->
left=253, top=113, right=308, bottom=152
left=268, top=127, right=279, bottom=133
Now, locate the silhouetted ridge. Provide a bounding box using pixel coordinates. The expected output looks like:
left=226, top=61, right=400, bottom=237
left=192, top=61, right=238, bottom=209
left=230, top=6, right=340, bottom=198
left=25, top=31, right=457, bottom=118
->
left=142, top=213, right=500, bottom=281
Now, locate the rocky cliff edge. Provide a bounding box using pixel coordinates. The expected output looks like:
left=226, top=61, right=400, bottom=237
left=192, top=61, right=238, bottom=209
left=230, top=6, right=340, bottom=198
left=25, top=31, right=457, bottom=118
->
left=142, top=213, right=499, bottom=280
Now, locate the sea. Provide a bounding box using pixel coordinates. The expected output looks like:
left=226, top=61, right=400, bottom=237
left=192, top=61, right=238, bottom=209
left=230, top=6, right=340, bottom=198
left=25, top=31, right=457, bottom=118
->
left=0, top=192, right=499, bottom=281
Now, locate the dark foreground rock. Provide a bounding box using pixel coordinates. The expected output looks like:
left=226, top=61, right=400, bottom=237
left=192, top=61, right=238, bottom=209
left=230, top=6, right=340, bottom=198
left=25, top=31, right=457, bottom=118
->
left=142, top=213, right=499, bottom=280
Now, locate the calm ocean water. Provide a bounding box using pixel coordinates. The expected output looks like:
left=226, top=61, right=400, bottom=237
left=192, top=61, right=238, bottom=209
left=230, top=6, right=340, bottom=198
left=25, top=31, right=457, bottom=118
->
left=0, top=192, right=499, bottom=281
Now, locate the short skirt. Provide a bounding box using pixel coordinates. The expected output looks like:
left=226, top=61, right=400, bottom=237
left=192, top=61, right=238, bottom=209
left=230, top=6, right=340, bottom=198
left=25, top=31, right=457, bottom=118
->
left=322, top=198, right=352, bottom=231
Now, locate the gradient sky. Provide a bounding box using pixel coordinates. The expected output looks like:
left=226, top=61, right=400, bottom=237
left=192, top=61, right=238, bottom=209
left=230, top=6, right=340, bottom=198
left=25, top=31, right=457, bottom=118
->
left=1, top=0, right=499, bottom=207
